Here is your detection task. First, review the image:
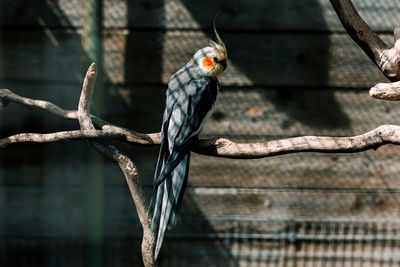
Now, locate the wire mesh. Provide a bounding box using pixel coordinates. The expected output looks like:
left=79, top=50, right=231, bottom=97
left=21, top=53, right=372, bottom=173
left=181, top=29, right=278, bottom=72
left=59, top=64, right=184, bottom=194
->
left=2, top=1, right=400, bottom=266
left=155, top=216, right=400, bottom=266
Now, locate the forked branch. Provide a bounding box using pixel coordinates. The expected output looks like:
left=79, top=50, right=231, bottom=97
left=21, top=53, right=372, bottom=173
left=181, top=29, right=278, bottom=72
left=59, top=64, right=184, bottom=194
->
left=330, top=0, right=400, bottom=100
left=75, top=64, right=157, bottom=267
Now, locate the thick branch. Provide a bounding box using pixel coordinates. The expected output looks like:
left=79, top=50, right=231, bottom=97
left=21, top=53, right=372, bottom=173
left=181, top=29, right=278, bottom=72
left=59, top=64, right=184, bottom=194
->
left=93, top=143, right=157, bottom=266
left=369, top=81, right=400, bottom=101
left=330, top=0, right=400, bottom=100
left=75, top=64, right=157, bottom=266
left=195, top=125, right=400, bottom=158
left=329, top=0, right=391, bottom=76
left=1, top=124, right=399, bottom=159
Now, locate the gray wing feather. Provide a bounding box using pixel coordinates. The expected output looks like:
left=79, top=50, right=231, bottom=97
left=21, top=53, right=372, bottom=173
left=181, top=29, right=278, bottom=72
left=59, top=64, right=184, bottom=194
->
left=149, top=74, right=219, bottom=260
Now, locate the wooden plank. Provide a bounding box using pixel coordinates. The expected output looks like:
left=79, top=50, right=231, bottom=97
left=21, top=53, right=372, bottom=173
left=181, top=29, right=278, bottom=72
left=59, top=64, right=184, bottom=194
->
left=107, top=0, right=400, bottom=32
left=0, top=30, right=84, bottom=83
left=1, top=0, right=399, bottom=32
left=105, top=188, right=400, bottom=221
left=1, top=187, right=398, bottom=238
left=2, top=143, right=400, bottom=190
left=157, top=31, right=390, bottom=87
left=0, top=30, right=392, bottom=87
left=188, top=146, right=400, bottom=190
left=107, top=30, right=391, bottom=87
left=202, top=89, right=400, bottom=137
left=0, top=187, right=84, bottom=237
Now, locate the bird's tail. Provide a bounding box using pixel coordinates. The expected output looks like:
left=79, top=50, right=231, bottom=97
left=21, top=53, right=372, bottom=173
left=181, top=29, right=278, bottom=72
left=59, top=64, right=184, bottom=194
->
left=148, top=153, right=190, bottom=260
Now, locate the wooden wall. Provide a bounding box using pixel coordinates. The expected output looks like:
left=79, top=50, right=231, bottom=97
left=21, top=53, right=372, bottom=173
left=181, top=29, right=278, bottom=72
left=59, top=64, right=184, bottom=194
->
left=1, top=0, right=400, bottom=265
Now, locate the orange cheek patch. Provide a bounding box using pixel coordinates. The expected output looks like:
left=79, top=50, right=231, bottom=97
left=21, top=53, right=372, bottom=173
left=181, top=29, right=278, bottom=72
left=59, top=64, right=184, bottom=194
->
left=202, top=57, right=214, bottom=68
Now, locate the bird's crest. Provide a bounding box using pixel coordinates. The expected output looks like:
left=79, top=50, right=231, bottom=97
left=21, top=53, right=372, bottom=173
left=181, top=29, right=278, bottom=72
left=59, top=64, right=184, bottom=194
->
left=209, top=18, right=227, bottom=60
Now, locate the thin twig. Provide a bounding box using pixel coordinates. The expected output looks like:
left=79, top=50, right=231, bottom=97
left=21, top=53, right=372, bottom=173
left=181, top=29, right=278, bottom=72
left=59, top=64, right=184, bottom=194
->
left=0, top=88, right=77, bottom=119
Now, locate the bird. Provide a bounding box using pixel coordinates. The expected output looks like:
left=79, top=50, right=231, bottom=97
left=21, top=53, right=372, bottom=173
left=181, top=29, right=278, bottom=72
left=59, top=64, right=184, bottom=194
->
left=148, top=25, right=228, bottom=260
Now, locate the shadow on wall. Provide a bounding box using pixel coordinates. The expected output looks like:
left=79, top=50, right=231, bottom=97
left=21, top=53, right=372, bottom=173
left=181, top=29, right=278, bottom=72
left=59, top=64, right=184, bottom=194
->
left=180, top=0, right=350, bottom=130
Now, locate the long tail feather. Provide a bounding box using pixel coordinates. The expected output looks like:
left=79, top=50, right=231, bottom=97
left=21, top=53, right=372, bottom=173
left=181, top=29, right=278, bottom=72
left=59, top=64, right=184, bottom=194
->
left=167, top=153, right=190, bottom=229
left=151, top=153, right=190, bottom=260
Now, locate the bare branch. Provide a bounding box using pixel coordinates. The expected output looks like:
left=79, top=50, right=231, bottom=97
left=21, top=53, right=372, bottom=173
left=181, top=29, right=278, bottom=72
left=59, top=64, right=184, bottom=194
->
left=2, top=86, right=400, bottom=159
left=2, top=123, right=399, bottom=160
left=370, top=81, right=400, bottom=100
left=0, top=88, right=160, bottom=145
left=2, top=65, right=400, bottom=265
left=330, top=0, right=400, bottom=101
left=75, top=64, right=157, bottom=266
left=379, top=27, right=400, bottom=80
left=329, top=0, right=396, bottom=78
left=195, top=125, right=400, bottom=159
left=78, top=63, right=97, bottom=130
left=93, top=143, right=157, bottom=267
left=0, top=129, right=123, bottom=149
left=0, top=88, right=77, bottom=119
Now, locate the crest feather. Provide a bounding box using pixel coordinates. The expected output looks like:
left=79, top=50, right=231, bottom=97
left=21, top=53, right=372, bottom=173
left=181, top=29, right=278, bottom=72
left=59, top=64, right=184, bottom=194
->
left=209, top=17, right=227, bottom=60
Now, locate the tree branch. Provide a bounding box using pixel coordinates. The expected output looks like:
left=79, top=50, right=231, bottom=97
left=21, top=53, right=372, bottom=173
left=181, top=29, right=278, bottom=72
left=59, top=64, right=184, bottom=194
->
left=2, top=68, right=400, bottom=265
left=0, top=88, right=160, bottom=145
left=2, top=85, right=399, bottom=264
left=0, top=129, right=123, bottom=149
left=75, top=63, right=157, bottom=267
left=77, top=63, right=97, bottom=130
left=2, top=86, right=400, bottom=159
left=330, top=0, right=400, bottom=100
left=329, top=0, right=391, bottom=77
left=369, top=81, right=400, bottom=101
left=1, top=118, right=399, bottom=160
left=195, top=125, right=400, bottom=159
left=93, top=143, right=157, bottom=266
left=1, top=3, right=399, bottom=264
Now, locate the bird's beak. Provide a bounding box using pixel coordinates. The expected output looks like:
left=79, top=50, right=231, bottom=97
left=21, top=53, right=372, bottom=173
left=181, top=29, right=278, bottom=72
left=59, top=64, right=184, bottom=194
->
left=220, top=59, right=227, bottom=71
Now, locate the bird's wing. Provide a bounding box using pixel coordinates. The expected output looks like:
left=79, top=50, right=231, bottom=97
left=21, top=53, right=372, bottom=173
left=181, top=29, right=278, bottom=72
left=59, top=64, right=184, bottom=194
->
left=154, top=77, right=219, bottom=186
left=149, top=76, right=219, bottom=260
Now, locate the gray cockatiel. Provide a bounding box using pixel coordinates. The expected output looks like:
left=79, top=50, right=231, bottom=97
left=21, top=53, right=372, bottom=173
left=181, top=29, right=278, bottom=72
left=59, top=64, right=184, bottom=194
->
left=148, top=27, right=228, bottom=259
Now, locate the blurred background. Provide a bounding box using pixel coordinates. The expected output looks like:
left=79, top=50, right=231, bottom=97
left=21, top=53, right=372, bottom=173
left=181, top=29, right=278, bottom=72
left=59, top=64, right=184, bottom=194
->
left=1, top=0, right=400, bottom=266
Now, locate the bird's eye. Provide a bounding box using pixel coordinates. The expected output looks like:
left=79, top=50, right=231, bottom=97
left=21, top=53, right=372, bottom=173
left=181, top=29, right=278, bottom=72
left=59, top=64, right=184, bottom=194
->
left=213, top=57, right=219, bottom=63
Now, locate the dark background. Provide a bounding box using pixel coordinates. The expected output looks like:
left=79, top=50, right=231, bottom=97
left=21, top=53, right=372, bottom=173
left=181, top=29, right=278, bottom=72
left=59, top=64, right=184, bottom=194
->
left=1, top=0, right=400, bottom=266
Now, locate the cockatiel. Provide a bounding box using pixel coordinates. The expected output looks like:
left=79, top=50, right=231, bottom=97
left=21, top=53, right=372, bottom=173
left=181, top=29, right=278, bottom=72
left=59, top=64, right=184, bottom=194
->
left=148, top=26, right=228, bottom=259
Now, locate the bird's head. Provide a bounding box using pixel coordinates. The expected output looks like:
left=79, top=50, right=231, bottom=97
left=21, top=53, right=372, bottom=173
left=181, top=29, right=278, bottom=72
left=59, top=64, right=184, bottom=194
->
left=194, top=26, right=228, bottom=77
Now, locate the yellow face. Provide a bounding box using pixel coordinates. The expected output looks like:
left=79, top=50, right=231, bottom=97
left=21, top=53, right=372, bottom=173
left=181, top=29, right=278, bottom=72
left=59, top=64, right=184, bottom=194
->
left=195, top=27, right=228, bottom=77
